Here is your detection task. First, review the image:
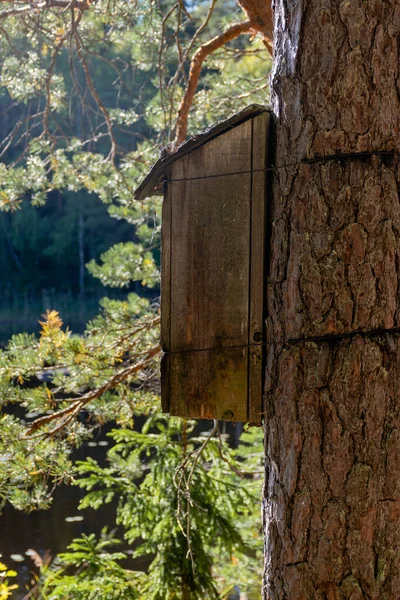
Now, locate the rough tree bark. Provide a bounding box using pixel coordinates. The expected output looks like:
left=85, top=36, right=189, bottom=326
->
left=264, top=1, right=400, bottom=599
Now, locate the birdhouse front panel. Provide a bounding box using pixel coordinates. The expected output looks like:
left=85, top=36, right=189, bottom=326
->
left=161, top=109, right=270, bottom=422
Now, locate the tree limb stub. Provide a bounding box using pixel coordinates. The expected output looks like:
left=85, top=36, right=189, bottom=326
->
left=237, top=0, right=273, bottom=46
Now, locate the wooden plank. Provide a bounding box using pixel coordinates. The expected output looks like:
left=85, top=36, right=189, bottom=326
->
left=173, top=117, right=253, bottom=180
left=160, top=168, right=172, bottom=412
left=160, top=168, right=172, bottom=352
left=170, top=120, right=252, bottom=353
left=166, top=120, right=253, bottom=420
left=161, top=115, right=269, bottom=422
left=167, top=347, right=248, bottom=422
left=248, top=112, right=269, bottom=423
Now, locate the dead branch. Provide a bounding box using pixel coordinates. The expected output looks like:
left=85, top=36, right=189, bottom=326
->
left=73, top=29, right=117, bottom=161
left=165, top=0, right=216, bottom=141
left=42, top=31, right=69, bottom=141
left=41, top=5, right=85, bottom=142
left=174, top=420, right=218, bottom=571
left=158, top=2, right=179, bottom=141
left=182, top=0, right=216, bottom=62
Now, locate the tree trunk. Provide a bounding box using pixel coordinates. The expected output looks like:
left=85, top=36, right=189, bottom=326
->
left=264, top=2, right=400, bottom=598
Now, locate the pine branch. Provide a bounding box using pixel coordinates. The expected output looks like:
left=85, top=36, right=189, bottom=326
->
left=74, top=29, right=117, bottom=162
left=174, top=20, right=253, bottom=145
left=25, top=344, right=161, bottom=437
left=0, top=0, right=91, bottom=20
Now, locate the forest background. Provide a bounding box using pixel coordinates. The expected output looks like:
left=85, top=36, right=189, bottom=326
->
left=0, top=0, right=272, bottom=599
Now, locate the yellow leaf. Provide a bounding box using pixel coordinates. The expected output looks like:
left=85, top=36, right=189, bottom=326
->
left=39, top=310, right=63, bottom=337
left=55, top=26, right=65, bottom=45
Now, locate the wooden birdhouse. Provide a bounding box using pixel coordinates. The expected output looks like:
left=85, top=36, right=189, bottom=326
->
left=135, top=105, right=271, bottom=422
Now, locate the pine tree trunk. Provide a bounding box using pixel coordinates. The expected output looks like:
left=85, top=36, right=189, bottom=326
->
left=264, top=2, right=400, bottom=598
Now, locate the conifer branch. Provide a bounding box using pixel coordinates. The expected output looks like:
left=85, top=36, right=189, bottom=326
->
left=174, top=20, right=253, bottom=145
left=25, top=344, right=161, bottom=437
left=0, top=0, right=92, bottom=20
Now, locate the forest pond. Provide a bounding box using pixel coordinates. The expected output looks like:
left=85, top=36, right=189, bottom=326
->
left=0, top=431, right=122, bottom=598
left=0, top=391, right=242, bottom=599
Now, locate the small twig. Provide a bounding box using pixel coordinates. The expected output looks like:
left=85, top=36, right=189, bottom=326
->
left=217, top=429, right=245, bottom=478
left=73, top=29, right=117, bottom=162
left=182, top=0, right=216, bottom=61
left=158, top=3, right=179, bottom=140
left=186, top=419, right=218, bottom=490
left=173, top=420, right=219, bottom=572
left=0, top=0, right=90, bottom=20
left=42, top=30, right=69, bottom=142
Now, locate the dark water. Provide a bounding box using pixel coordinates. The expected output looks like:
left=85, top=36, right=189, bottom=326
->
left=0, top=297, right=243, bottom=597
left=0, top=417, right=243, bottom=599
left=0, top=284, right=157, bottom=342
left=0, top=440, right=121, bottom=599
left=0, top=289, right=114, bottom=341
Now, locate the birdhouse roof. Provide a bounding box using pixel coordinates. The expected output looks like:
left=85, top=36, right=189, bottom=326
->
left=133, top=104, right=270, bottom=201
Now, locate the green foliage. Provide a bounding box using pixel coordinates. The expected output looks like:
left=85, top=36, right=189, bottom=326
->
left=0, top=412, right=74, bottom=512
left=28, top=422, right=263, bottom=600
left=87, top=242, right=159, bottom=288
left=0, top=192, right=134, bottom=296
left=0, top=0, right=272, bottom=207
left=29, top=530, right=145, bottom=600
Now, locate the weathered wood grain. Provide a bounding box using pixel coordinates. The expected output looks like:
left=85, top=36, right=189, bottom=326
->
left=170, top=124, right=252, bottom=352
left=165, top=347, right=248, bottom=421
left=161, top=115, right=269, bottom=421
left=248, top=112, right=269, bottom=422
left=167, top=120, right=251, bottom=420
left=160, top=167, right=172, bottom=413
